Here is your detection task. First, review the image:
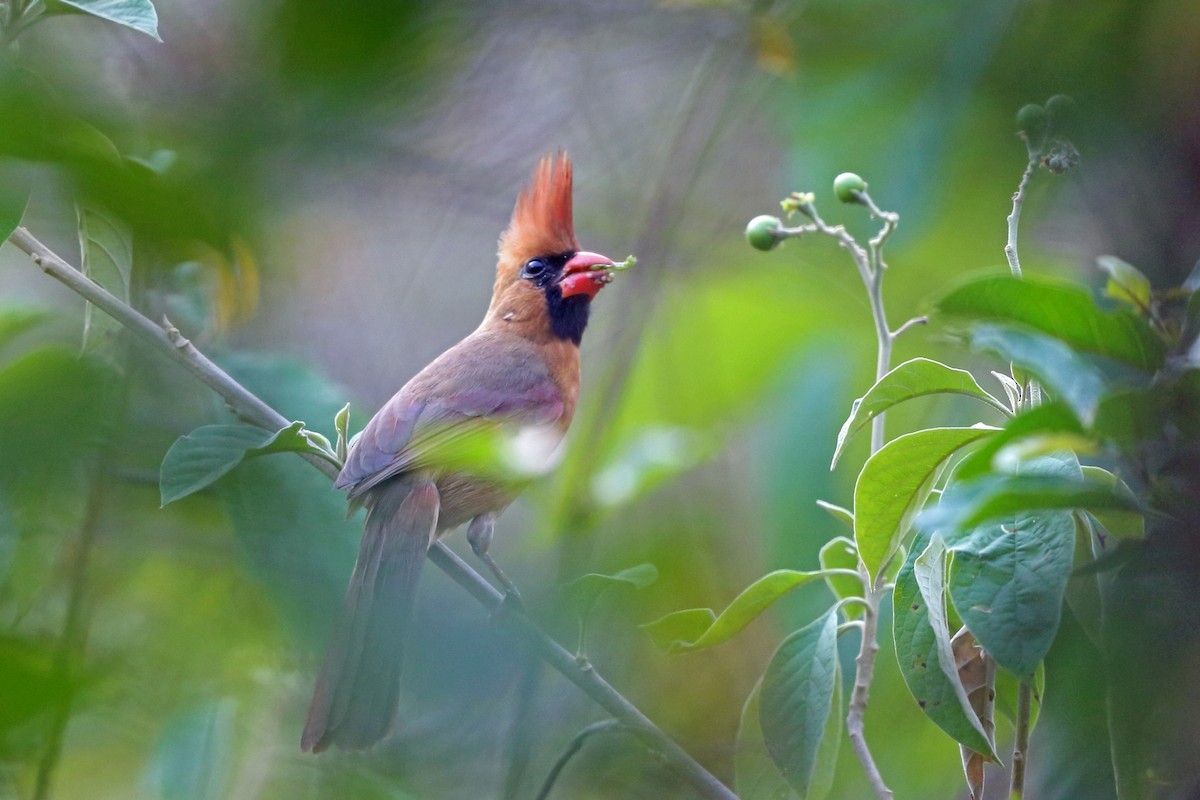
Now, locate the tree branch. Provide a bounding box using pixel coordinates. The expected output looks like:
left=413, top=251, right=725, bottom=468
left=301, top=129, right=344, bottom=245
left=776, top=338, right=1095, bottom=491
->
left=6, top=226, right=738, bottom=800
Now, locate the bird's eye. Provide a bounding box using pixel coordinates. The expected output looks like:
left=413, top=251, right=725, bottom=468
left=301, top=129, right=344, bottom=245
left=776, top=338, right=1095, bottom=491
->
left=522, top=259, right=547, bottom=279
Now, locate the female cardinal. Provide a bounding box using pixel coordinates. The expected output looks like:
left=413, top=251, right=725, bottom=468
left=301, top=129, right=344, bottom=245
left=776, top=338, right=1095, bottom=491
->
left=302, top=153, right=616, bottom=753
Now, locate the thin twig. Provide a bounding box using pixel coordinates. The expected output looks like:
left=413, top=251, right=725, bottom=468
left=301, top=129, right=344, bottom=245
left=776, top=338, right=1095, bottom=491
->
left=1005, top=152, right=1039, bottom=799
left=7, top=226, right=739, bottom=800
left=534, top=719, right=627, bottom=800
left=846, top=575, right=893, bottom=800
left=798, top=192, right=900, bottom=800
left=1004, top=160, right=1035, bottom=279
left=1010, top=680, right=1032, bottom=799
left=891, top=315, right=928, bottom=339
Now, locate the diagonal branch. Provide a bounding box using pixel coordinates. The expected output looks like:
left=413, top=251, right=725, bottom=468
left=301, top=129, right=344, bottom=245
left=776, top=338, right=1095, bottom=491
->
left=5, top=226, right=738, bottom=800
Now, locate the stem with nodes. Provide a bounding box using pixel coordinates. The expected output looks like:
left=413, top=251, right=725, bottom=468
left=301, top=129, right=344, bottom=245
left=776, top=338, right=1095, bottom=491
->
left=1009, top=681, right=1032, bottom=800
left=776, top=188, right=920, bottom=800
left=1004, top=159, right=1035, bottom=279
left=1004, top=146, right=1039, bottom=799
left=5, top=226, right=738, bottom=800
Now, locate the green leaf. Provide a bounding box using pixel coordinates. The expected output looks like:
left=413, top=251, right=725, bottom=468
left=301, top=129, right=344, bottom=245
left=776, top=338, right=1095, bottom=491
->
left=832, top=358, right=1008, bottom=467
left=566, top=563, right=658, bottom=615
left=1079, top=466, right=1144, bottom=540
left=917, top=472, right=1142, bottom=532
left=641, top=569, right=826, bottom=653
left=759, top=608, right=840, bottom=797
left=946, top=505, right=1076, bottom=679
left=159, top=421, right=336, bottom=506
left=806, top=655, right=842, bottom=800
left=45, top=0, right=161, bottom=40
left=0, top=163, right=31, bottom=242
left=818, top=537, right=862, bottom=619
left=893, top=532, right=998, bottom=758
left=735, top=680, right=799, bottom=800
left=936, top=274, right=1167, bottom=370
left=854, top=426, right=996, bottom=581
left=965, top=323, right=1112, bottom=423
left=815, top=500, right=853, bottom=530
left=954, top=402, right=1085, bottom=481
left=1097, top=256, right=1152, bottom=314
left=77, top=204, right=132, bottom=354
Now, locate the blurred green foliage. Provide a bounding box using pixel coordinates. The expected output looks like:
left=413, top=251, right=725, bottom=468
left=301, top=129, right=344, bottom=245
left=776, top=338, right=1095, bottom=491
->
left=2, top=0, right=1199, bottom=798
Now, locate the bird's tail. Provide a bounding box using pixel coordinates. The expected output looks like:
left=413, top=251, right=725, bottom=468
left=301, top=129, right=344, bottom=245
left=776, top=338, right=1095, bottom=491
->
left=301, top=480, right=439, bottom=753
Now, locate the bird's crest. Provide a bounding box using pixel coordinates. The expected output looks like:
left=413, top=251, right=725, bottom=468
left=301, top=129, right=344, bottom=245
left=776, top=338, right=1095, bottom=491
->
left=498, top=152, right=578, bottom=268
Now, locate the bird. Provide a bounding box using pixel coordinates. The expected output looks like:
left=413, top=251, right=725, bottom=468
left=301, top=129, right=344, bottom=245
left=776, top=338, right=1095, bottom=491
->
left=301, top=152, right=616, bottom=753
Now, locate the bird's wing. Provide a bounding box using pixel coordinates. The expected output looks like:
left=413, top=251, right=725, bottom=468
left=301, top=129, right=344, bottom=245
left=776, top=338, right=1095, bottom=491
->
left=335, top=335, right=564, bottom=498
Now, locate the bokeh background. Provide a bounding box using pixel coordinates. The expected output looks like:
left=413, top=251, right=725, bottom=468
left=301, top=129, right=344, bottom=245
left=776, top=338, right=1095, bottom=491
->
left=2, top=0, right=1199, bottom=798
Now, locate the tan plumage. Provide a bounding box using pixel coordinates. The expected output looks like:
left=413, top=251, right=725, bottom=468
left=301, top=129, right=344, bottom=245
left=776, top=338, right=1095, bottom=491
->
left=302, top=152, right=614, bottom=753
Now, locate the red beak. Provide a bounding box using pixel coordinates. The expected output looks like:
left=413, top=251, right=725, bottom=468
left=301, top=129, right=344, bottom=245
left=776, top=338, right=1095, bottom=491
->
left=558, top=251, right=614, bottom=300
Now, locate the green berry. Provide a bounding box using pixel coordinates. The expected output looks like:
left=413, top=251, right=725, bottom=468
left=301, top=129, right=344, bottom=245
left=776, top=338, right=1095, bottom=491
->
left=745, top=215, right=783, bottom=251
left=1045, top=94, right=1074, bottom=128
left=833, top=172, right=866, bottom=204
left=1016, top=103, right=1047, bottom=143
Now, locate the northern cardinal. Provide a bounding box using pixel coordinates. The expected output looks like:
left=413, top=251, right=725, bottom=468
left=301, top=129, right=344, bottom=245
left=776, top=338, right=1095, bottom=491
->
left=302, top=153, right=616, bottom=753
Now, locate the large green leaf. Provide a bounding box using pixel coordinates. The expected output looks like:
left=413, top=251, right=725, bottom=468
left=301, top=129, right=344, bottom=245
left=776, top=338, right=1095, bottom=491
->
left=832, top=358, right=1008, bottom=467
left=805, top=655, right=842, bottom=800
left=936, top=274, right=1166, bottom=370
left=938, top=454, right=1080, bottom=684
left=641, top=569, right=827, bottom=654
left=916, top=472, right=1141, bottom=532
left=759, top=608, right=840, bottom=798
left=893, top=531, right=997, bottom=758
left=159, top=421, right=338, bottom=506
left=946, top=509, right=1075, bottom=679
left=735, top=680, right=799, bottom=800
left=954, top=402, right=1084, bottom=481
left=854, top=426, right=996, bottom=581
left=965, top=323, right=1113, bottom=423
left=45, top=0, right=161, bottom=40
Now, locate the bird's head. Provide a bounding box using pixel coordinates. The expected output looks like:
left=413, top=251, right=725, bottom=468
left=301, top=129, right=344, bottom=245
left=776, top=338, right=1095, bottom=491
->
left=488, top=152, right=614, bottom=344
